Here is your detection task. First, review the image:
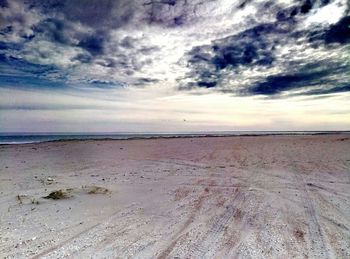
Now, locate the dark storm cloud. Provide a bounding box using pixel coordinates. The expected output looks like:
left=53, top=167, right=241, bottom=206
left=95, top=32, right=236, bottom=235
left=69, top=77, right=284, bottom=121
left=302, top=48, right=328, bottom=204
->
left=0, top=0, right=8, bottom=8
left=324, top=16, right=350, bottom=44
left=210, top=22, right=288, bottom=69
left=237, top=0, right=253, bottom=9
left=29, top=0, right=135, bottom=30
left=246, top=63, right=350, bottom=95
left=29, top=10, right=110, bottom=57
left=0, top=74, right=65, bottom=89
left=137, top=77, right=159, bottom=83
left=0, top=41, right=21, bottom=51
left=77, top=34, right=105, bottom=56
left=0, top=53, right=66, bottom=89
left=34, top=18, right=70, bottom=45
left=197, top=80, right=217, bottom=88
left=87, top=79, right=126, bottom=89
left=0, top=53, right=59, bottom=77
left=181, top=0, right=350, bottom=97
left=308, top=16, right=350, bottom=45
left=135, top=77, right=160, bottom=86
left=184, top=20, right=292, bottom=90
left=71, top=53, right=93, bottom=64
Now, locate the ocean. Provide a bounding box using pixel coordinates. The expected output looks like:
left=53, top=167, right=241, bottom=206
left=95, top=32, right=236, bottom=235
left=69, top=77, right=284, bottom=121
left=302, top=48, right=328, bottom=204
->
left=0, top=131, right=349, bottom=145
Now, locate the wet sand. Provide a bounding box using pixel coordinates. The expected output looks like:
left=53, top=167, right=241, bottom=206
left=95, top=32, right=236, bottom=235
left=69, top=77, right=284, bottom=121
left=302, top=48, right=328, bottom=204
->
left=0, top=135, right=350, bottom=258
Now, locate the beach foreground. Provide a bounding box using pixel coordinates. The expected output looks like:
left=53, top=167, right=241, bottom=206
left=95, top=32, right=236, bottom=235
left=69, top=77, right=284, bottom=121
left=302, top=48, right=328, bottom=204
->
left=1, top=135, right=350, bottom=258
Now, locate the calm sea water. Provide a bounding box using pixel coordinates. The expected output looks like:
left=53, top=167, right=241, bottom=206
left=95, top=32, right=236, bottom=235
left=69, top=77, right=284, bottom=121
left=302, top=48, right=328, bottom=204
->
left=0, top=131, right=348, bottom=144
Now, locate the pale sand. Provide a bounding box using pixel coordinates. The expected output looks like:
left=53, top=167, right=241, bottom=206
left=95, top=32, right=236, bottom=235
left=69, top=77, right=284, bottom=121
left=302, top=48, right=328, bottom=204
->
left=0, top=135, right=350, bottom=258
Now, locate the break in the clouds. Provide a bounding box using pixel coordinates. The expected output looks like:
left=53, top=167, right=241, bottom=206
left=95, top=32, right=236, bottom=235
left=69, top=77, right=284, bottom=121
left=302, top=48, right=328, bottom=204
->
left=0, top=0, right=350, bottom=131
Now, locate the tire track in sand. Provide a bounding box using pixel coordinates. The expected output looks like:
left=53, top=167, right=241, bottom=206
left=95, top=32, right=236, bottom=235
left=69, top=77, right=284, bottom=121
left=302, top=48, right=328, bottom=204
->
left=32, top=204, right=138, bottom=258
left=186, top=190, right=245, bottom=259
left=156, top=186, right=211, bottom=259
left=286, top=151, right=332, bottom=259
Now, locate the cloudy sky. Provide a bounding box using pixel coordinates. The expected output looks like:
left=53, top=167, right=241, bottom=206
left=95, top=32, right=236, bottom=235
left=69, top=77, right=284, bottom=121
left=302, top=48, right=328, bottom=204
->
left=0, top=0, right=349, bottom=132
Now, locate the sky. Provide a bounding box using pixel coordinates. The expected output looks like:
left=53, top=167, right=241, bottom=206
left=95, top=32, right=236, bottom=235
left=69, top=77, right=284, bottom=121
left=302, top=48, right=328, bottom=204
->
left=0, top=0, right=349, bottom=132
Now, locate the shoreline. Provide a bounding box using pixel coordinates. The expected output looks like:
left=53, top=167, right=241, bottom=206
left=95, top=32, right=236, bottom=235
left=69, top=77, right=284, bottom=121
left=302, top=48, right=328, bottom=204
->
left=1, top=131, right=350, bottom=145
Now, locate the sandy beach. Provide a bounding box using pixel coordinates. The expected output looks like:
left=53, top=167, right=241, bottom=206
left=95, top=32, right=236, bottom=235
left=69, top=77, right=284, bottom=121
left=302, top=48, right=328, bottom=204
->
left=0, top=135, right=350, bottom=258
